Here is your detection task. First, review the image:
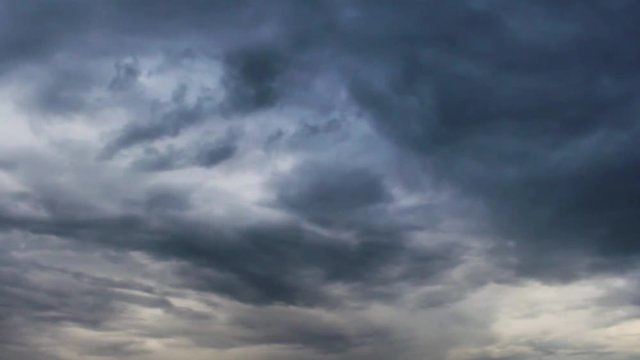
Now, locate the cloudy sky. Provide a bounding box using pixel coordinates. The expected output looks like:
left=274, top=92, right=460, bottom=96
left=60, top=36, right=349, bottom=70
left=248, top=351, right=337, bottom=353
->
left=1, top=1, right=640, bottom=359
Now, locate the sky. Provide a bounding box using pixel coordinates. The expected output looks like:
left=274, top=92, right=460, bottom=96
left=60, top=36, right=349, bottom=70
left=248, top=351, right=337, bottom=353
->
left=0, top=1, right=639, bottom=359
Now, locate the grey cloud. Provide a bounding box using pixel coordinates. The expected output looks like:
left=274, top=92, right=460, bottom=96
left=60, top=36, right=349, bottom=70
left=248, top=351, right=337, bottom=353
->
left=326, top=1, right=640, bottom=277
left=108, top=58, right=140, bottom=92
left=221, top=46, right=289, bottom=113
left=0, top=216, right=459, bottom=357
left=195, top=141, right=237, bottom=168
left=25, top=65, right=98, bottom=115
left=2, top=1, right=640, bottom=359
left=0, top=186, right=457, bottom=307
left=319, top=0, right=640, bottom=277
left=95, top=0, right=640, bottom=278
left=228, top=307, right=387, bottom=353
left=278, top=163, right=390, bottom=219
left=102, top=84, right=217, bottom=157
left=131, top=147, right=184, bottom=172
left=0, top=245, right=168, bottom=334
left=132, top=140, right=237, bottom=172
left=152, top=222, right=456, bottom=306
left=0, top=237, right=184, bottom=358
left=0, top=0, right=95, bottom=73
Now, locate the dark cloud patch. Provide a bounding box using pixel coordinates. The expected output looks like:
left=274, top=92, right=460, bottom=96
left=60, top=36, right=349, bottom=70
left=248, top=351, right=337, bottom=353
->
left=132, top=138, right=237, bottom=172
left=101, top=84, right=217, bottom=157
left=106, top=0, right=260, bottom=39
left=154, top=222, right=455, bottom=306
left=131, top=147, right=184, bottom=172
left=298, top=119, right=343, bottom=137
left=272, top=161, right=451, bottom=249
left=195, top=141, right=237, bottom=168
left=221, top=46, right=289, bottom=113
left=278, top=163, right=390, bottom=219
left=1, top=0, right=637, bottom=296
left=0, top=0, right=96, bottom=73
left=335, top=0, right=640, bottom=277
left=2, top=144, right=442, bottom=312
left=0, top=0, right=269, bottom=75
left=12, top=0, right=627, bottom=293
left=142, top=187, right=192, bottom=213
left=108, top=58, right=140, bottom=92
left=3, top=1, right=640, bottom=358
left=263, top=118, right=345, bottom=152
left=0, top=197, right=456, bottom=306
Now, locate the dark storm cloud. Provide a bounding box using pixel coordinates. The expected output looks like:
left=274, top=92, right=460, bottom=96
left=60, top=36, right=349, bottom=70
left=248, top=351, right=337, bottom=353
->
left=336, top=0, right=640, bottom=276
left=221, top=46, right=289, bottom=113
left=168, top=225, right=440, bottom=305
left=346, top=1, right=639, bottom=277
left=93, top=0, right=640, bottom=276
left=0, top=0, right=248, bottom=71
left=103, top=0, right=638, bottom=278
left=131, top=220, right=455, bottom=305
left=278, top=163, right=390, bottom=219
left=0, top=182, right=456, bottom=307
left=102, top=85, right=217, bottom=157
left=2, top=0, right=635, bottom=297
left=0, top=0, right=94, bottom=72
left=3, top=1, right=640, bottom=358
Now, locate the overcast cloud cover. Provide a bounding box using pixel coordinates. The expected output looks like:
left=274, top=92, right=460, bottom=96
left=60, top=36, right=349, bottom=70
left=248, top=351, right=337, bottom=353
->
left=1, top=1, right=640, bottom=359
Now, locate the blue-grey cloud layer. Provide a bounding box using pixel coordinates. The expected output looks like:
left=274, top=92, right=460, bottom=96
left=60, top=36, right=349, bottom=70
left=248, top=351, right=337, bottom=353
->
left=1, top=1, right=639, bottom=359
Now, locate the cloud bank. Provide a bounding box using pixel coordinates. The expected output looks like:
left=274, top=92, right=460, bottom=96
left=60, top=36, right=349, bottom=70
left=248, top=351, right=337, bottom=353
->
left=0, top=1, right=639, bottom=359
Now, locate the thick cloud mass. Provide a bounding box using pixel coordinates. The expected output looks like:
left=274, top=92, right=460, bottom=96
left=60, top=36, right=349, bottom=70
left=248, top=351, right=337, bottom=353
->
left=344, top=1, right=640, bottom=269
left=1, top=1, right=639, bottom=359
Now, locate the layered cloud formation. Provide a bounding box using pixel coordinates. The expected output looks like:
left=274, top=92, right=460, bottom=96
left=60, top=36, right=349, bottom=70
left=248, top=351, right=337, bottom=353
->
left=1, top=1, right=639, bottom=359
